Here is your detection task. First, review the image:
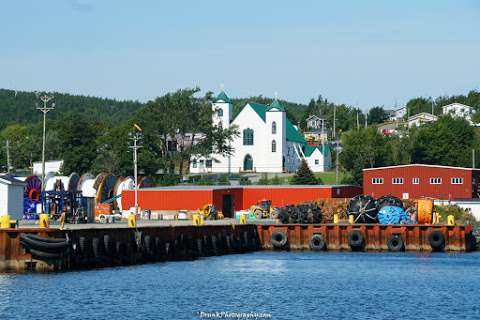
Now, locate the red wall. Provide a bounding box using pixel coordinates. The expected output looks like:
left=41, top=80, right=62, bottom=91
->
left=122, top=190, right=213, bottom=211
left=242, top=187, right=331, bottom=208
left=212, top=188, right=244, bottom=213
left=363, top=165, right=476, bottom=200
left=122, top=186, right=362, bottom=212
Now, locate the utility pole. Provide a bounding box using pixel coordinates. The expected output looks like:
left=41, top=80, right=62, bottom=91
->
left=335, top=139, right=339, bottom=184
left=36, top=93, right=55, bottom=212
left=431, top=100, right=435, bottom=115
left=5, top=140, right=11, bottom=173
left=129, top=125, right=143, bottom=215
left=332, top=104, right=336, bottom=141
left=473, top=149, right=476, bottom=169
left=356, top=112, right=359, bottom=130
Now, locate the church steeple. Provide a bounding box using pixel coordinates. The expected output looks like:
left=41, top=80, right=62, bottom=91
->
left=214, top=91, right=231, bottom=103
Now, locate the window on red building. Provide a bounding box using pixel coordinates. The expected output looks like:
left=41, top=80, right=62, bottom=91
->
left=451, top=177, right=463, bottom=184
left=392, top=177, right=404, bottom=184
left=412, top=177, right=419, bottom=184
left=430, top=177, right=442, bottom=184
left=372, top=178, right=383, bottom=184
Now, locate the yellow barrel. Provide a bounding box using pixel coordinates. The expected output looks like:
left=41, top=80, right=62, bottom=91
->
left=128, top=213, right=137, bottom=228
left=348, top=215, right=354, bottom=224
left=0, top=215, right=11, bottom=228
left=417, top=199, right=433, bottom=224
left=333, top=213, right=339, bottom=224
left=39, top=214, right=49, bottom=228
left=239, top=214, right=247, bottom=225
left=447, top=215, right=455, bottom=226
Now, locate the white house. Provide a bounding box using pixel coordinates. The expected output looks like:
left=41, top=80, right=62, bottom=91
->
left=0, top=175, right=26, bottom=220
left=407, top=112, right=438, bottom=128
left=190, top=91, right=331, bottom=173
left=442, top=103, right=474, bottom=123
left=393, top=106, right=406, bottom=121
left=304, top=115, right=329, bottom=144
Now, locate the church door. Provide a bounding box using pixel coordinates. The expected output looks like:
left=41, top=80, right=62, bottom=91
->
left=243, top=154, right=253, bottom=171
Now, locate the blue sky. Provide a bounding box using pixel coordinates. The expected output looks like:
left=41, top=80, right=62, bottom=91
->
left=1, top=0, right=479, bottom=110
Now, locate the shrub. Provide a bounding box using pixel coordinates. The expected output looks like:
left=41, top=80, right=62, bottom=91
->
left=291, top=159, right=318, bottom=185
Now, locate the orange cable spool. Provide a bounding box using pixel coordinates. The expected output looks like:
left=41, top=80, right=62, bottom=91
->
left=417, top=199, right=433, bottom=224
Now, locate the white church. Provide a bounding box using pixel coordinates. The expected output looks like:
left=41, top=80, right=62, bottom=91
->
left=190, top=91, right=332, bottom=174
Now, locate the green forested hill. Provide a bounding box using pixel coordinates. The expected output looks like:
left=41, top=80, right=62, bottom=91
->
left=0, top=89, right=143, bottom=128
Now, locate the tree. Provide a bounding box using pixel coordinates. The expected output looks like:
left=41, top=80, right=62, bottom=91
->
left=412, top=116, right=475, bottom=167
left=55, top=112, right=100, bottom=174
left=339, top=128, right=389, bottom=184
left=136, top=88, right=238, bottom=176
left=368, top=106, right=388, bottom=124
left=291, top=159, right=318, bottom=185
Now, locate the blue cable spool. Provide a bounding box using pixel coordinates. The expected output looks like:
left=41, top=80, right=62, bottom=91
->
left=378, top=206, right=409, bottom=224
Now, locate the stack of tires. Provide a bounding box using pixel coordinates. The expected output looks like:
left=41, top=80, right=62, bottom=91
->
left=276, top=203, right=322, bottom=224
left=20, top=233, right=70, bottom=261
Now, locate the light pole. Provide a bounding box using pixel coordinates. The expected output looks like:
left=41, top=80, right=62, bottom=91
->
left=36, top=93, right=55, bottom=212
left=129, top=126, right=143, bottom=215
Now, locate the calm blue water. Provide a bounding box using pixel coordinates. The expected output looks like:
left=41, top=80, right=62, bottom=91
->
left=1, top=252, right=479, bottom=320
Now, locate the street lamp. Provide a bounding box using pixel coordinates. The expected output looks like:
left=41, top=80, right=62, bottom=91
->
left=129, top=126, right=143, bottom=215
left=36, top=93, right=55, bottom=212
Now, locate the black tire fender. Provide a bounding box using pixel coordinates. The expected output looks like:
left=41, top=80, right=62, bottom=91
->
left=309, top=234, right=325, bottom=251
left=271, top=231, right=288, bottom=249
left=30, top=248, right=63, bottom=260
left=428, top=230, right=445, bottom=251
left=387, top=235, right=404, bottom=252
left=20, top=234, right=69, bottom=253
left=348, top=230, right=364, bottom=248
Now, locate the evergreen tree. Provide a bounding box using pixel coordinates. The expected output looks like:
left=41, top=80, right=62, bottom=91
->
left=291, top=159, right=318, bottom=185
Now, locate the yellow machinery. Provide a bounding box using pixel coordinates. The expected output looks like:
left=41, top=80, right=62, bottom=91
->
left=250, top=199, right=276, bottom=219
left=197, top=204, right=224, bottom=220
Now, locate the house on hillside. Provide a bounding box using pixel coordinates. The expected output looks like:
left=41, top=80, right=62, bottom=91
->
left=392, top=106, right=407, bottom=120
left=304, top=115, right=329, bottom=144
left=189, top=91, right=332, bottom=174
left=407, top=112, right=438, bottom=128
left=442, top=103, right=475, bottom=123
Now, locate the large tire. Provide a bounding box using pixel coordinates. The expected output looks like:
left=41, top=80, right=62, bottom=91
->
left=79, top=237, right=91, bottom=257
left=29, top=248, right=63, bottom=260
left=24, top=234, right=68, bottom=243
left=387, top=235, right=404, bottom=252
left=103, top=234, right=113, bottom=256
left=428, top=230, right=445, bottom=251
left=347, top=195, right=378, bottom=223
left=92, top=237, right=103, bottom=259
left=144, top=235, right=155, bottom=257
left=254, top=209, right=263, bottom=219
left=270, top=231, right=287, bottom=249
left=20, top=234, right=69, bottom=253
left=348, top=230, right=364, bottom=248
left=309, top=234, right=325, bottom=251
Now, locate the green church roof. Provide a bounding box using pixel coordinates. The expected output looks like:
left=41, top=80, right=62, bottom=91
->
left=303, top=144, right=331, bottom=157
left=267, top=100, right=285, bottom=112
left=235, top=102, right=305, bottom=144
left=214, top=91, right=231, bottom=103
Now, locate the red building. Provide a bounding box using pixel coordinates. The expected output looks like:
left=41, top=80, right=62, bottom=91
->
left=363, top=164, right=480, bottom=200
left=122, top=185, right=362, bottom=217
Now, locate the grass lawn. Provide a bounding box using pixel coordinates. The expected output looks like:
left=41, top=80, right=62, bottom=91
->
left=315, top=171, right=348, bottom=184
